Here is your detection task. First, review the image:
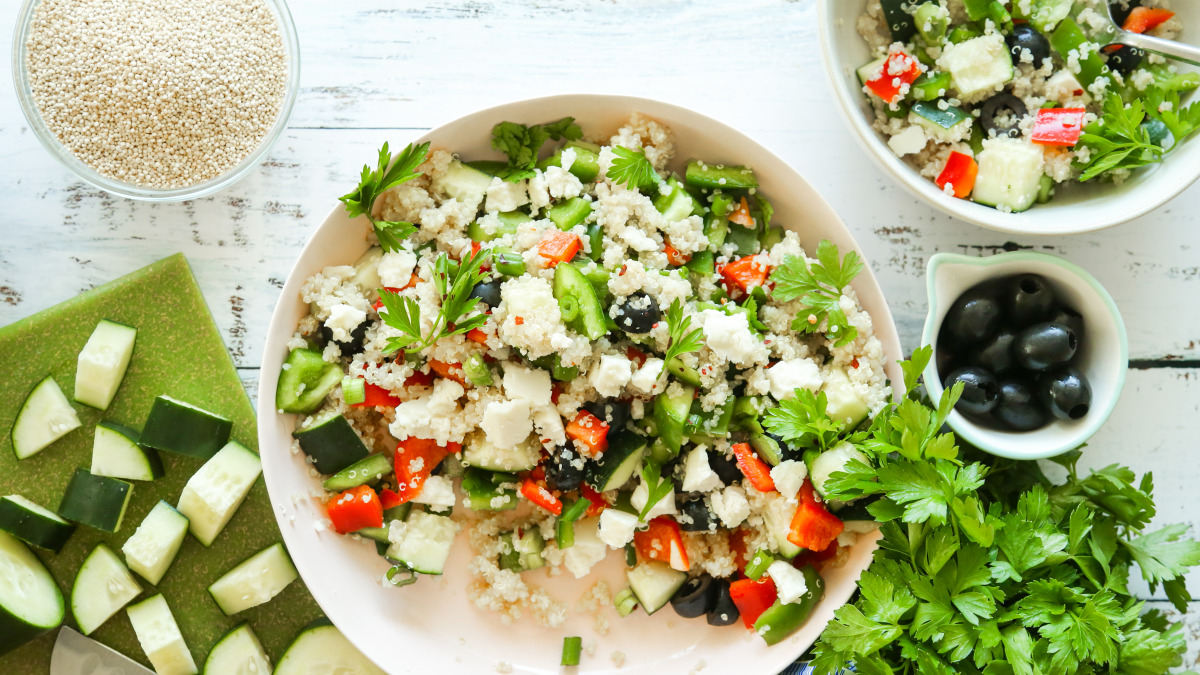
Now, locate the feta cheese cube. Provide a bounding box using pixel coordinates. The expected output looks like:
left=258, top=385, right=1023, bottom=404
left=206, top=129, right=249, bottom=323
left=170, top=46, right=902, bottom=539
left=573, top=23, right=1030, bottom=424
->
left=701, top=310, right=768, bottom=367
left=887, top=125, right=928, bottom=157
left=532, top=404, right=566, bottom=446
left=766, top=358, right=822, bottom=402
left=709, top=485, right=750, bottom=528
left=503, top=365, right=553, bottom=406
left=770, top=460, right=808, bottom=502
left=325, top=303, right=366, bottom=342
left=631, top=479, right=676, bottom=521
left=480, top=399, right=533, bottom=449
left=598, top=509, right=639, bottom=549
left=682, top=446, right=723, bottom=493
left=589, top=354, right=633, bottom=398
left=412, top=475, right=456, bottom=508
left=628, top=357, right=666, bottom=395
left=563, top=518, right=608, bottom=578
left=377, top=249, right=418, bottom=289
left=767, top=561, right=809, bottom=605
left=485, top=177, right=530, bottom=213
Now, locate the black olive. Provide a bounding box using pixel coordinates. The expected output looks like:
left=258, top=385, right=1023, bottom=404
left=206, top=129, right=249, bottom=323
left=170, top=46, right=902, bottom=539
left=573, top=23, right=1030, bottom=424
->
left=944, top=366, right=1001, bottom=416
left=941, top=291, right=1003, bottom=346
left=1040, top=367, right=1092, bottom=420
left=677, top=494, right=716, bottom=532
left=707, top=449, right=742, bottom=486
left=585, top=400, right=631, bottom=433
left=613, top=291, right=660, bottom=334
left=1109, top=0, right=1142, bottom=26
left=1048, top=305, right=1085, bottom=339
left=935, top=344, right=958, bottom=380
left=468, top=280, right=503, bottom=308
left=1106, top=44, right=1145, bottom=75
left=979, top=93, right=1029, bottom=139
left=1007, top=274, right=1056, bottom=327
left=993, top=378, right=1048, bottom=431
left=1014, top=322, right=1078, bottom=371
left=544, top=446, right=584, bottom=493
left=319, top=320, right=369, bottom=357
left=671, top=575, right=715, bottom=619
left=706, top=578, right=740, bottom=626
left=970, top=328, right=1017, bottom=377
left=1005, top=24, right=1051, bottom=66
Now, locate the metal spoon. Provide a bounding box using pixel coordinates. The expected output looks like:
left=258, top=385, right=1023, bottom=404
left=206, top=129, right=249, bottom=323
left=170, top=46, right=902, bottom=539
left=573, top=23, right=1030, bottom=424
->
left=1090, top=4, right=1200, bottom=66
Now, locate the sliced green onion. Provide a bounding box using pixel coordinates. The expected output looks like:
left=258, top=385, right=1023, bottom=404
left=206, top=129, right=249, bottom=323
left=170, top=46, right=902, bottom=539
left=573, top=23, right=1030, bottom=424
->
left=342, top=376, right=365, bottom=405
left=386, top=564, right=417, bottom=587
left=614, top=587, right=639, bottom=617
left=463, top=353, right=493, bottom=387
left=744, top=548, right=778, bottom=580
left=555, top=498, right=590, bottom=549
left=561, top=636, right=583, bottom=666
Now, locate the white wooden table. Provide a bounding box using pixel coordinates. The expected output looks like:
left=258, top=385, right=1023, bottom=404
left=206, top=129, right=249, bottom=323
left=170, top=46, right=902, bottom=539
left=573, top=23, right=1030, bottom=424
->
left=2, top=0, right=1197, bottom=667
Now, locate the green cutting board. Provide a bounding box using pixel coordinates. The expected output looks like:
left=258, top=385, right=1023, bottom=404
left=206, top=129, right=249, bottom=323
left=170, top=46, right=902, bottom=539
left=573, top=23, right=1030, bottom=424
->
left=0, top=253, right=320, bottom=672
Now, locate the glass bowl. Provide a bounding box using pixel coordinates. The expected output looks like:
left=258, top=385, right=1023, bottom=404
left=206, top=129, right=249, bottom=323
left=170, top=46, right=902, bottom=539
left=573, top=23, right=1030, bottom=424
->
left=10, top=0, right=301, bottom=202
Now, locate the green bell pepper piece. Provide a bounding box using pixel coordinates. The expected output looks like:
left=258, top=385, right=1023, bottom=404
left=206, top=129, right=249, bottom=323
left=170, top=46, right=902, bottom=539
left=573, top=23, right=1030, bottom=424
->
left=752, top=566, right=826, bottom=646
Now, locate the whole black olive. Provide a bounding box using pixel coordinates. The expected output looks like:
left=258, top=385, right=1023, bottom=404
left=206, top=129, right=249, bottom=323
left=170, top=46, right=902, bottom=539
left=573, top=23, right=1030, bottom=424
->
left=1005, top=24, right=1051, bottom=66
left=706, top=578, right=740, bottom=627
left=1014, top=322, right=1078, bottom=371
left=944, top=366, right=1001, bottom=416
left=979, top=93, right=1029, bottom=139
left=614, top=291, right=660, bottom=334
left=1106, top=44, right=1145, bottom=75
left=935, top=344, right=957, bottom=380
left=942, top=292, right=1003, bottom=346
left=1109, top=0, right=1142, bottom=26
left=993, top=378, right=1048, bottom=431
left=1007, top=274, right=1056, bottom=327
left=1048, top=305, right=1085, bottom=338
left=468, top=279, right=503, bottom=308
left=585, top=400, right=631, bottom=433
left=671, top=575, right=715, bottom=618
left=707, top=449, right=742, bottom=486
left=1040, top=367, right=1092, bottom=420
left=544, top=446, right=584, bottom=493
left=970, top=328, right=1018, bottom=376
left=677, top=494, right=717, bottom=532
left=319, top=319, right=369, bottom=357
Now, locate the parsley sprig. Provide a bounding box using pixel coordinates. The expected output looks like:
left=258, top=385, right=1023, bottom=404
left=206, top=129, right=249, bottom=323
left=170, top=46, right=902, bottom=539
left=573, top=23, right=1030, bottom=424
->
left=340, top=142, right=431, bottom=252
left=762, top=390, right=848, bottom=453
left=1078, top=86, right=1200, bottom=181
left=768, top=240, right=863, bottom=347
left=491, top=118, right=582, bottom=182
left=606, top=146, right=662, bottom=191
left=377, top=248, right=491, bottom=355
left=638, top=460, right=674, bottom=521
left=662, top=299, right=704, bottom=366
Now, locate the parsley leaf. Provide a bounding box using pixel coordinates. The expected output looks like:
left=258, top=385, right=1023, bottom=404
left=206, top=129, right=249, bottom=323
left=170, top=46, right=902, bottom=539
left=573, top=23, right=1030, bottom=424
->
left=1077, top=93, right=1163, bottom=181
left=1122, top=523, right=1200, bottom=610
left=606, top=146, right=661, bottom=191
left=490, top=117, right=582, bottom=182
left=378, top=247, right=491, bottom=354
left=637, top=460, right=674, bottom=521
left=1144, top=86, right=1200, bottom=151
left=662, top=299, right=704, bottom=367
left=769, top=240, right=863, bottom=347
left=762, top=389, right=846, bottom=452
left=340, top=141, right=431, bottom=252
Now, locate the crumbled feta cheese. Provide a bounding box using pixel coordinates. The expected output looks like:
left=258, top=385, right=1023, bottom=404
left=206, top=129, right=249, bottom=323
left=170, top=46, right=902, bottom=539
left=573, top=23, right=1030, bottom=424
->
left=709, top=485, right=750, bottom=528
left=563, top=518, right=608, bottom=578
left=390, top=379, right=466, bottom=445
left=700, top=310, right=769, bottom=367
left=770, top=460, right=808, bottom=502
left=887, top=125, right=927, bottom=157
left=628, top=357, right=665, bottom=395
left=485, top=177, right=529, bottom=213
left=767, top=561, right=809, bottom=604
left=598, top=509, right=639, bottom=549
left=631, top=479, right=676, bottom=521
left=377, top=249, right=418, bottom=288
left=767, top=358, right=822, bottom=401
left=589, top=354, right=633, bottom=398
left=502, top=365, right=552, bottom=406
left=412, top=475, right=456, bottom=508
left=497, top=276, right=569, bottom=360
left=532, top=404, right=566, bottom=446
left=682, top=446, right=723, bottom=493
left=325, top=303, right=366, bottom=342
left=480, top=399, right=533, bottom=449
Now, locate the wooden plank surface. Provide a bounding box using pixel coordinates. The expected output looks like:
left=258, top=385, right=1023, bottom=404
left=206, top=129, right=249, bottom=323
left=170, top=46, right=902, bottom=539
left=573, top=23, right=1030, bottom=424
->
left=2, top=0, right=1198, bottom=667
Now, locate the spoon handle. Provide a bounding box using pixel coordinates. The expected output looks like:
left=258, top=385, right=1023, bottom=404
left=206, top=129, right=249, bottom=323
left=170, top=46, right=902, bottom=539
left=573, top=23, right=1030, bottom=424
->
left=1118, top=30, right=1200, bottom=67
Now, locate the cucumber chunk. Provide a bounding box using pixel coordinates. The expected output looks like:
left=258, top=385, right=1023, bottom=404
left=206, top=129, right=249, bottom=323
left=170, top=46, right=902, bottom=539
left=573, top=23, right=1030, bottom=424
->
left=139, top=395, right=232, bottom=460
left=350, top=246, right=384, bottom=300
left=0, top=531, right=64, bottom=657
left=176, top=441, right=262, bottom=547
left=74, top=319, right=137, bottom=410
left=11, top=375, right=81, bottom=460
left=972, top=137, right=1045, bottom=213
left=821, top=368, right=870, bottom=429
left=938, top=33, right=1014, bottom=98
left=461, top=467, right=519, bottom=511
left=585, top=432, right=647, bottom=492
left=538, top=142, right=601, bottom=183
left=761, top=491, right=802, bottom=558
left=684, top=160, right=758, bottom=190
left=58, top=469, right=134, bottom=533
left=808, top=441, right=871, bottom=499
left=72, top=543, right=142, bottom=635
left=275, top=348, right=342, bottom=414
left=627, top=561, right=687, bottom=615
left=321, top=452, right=394, bottom=492
left=385, top=510, right=459, bottom=575
left=91, top=421, right=164, bottom=482
left=292, top=411, right=371, bottom=475
left=653, top=178, right=698, bottom=222
left=462, top=430, right=540, bottom=472
left=0, top=494, right=75, bottom=552
left=203, top=623, right=271, bottom=675
left=275, top=621, right=385, bottom=675
left=207, top=543, right=298, bottom=615
left=126, top=594, right=197, bottom=675
left=122, top=501, right=190, bottom=585
left=432, top=159, right=493, bottom=206
left=467, top=210, right=530, bottom=242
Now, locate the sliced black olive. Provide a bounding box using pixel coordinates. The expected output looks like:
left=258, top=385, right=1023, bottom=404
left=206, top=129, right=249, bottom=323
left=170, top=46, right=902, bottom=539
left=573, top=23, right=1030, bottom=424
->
left=614, top=291, right=660, bottom=334
left=706, top=578, right=740, bottom=626
left=970, top=328, right=1017, bottom=377
left=1014, top=322, right=1078, bottom=371
left=1048, top=305, right=1085, bottom=339
left=1007, top=274, right=1056, bottom=327
left=1040, top=367, right=1092, bottom=420
left=468, top=279, right=503, bottom=308
left=1005, top=24, right=1051, bottom=66
left=944, top=366, right=1001, bottom=416
left=707, top=449, right=742, bottom=486
left=677, top=494, right=716, bottom=532
left=1106, top=44, right=1145, bottom=75
left=993, top=378, right=1048, bottom=431
left=319, top=319, right=369, bottom=357
left=979, top=92, right=1029, bottom=139
left=585, top=400, right=631, bottom=433
left=941, top=290, right=1003, bottom=346
left=544, top=446, right=584, bottom=493
left=671, top=575, right=715, bottom=619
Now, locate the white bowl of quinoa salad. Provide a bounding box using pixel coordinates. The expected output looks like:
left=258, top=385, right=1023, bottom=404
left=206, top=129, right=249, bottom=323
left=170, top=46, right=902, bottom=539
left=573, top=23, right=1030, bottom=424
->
left=257, top=94, right=904, bottom=674
left=819, top=0, right=1200, bottom=234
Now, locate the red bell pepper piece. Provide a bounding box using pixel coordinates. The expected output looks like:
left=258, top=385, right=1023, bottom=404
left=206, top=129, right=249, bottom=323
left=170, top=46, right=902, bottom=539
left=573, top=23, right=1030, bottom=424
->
left=664, top=240, right=691, bottom=266
left=787, top=479, right=845, bottom=552
left=1123, top=7, right=1174, bottom=34
left=729, top=576, right=778, bottom=628
left=565, top=410, right=610, bottom=456
left=728, top=197, right=754, bottom=227
left=732, top=442, right=776, bottom=493
left=792, top=539, right=840, bottom=570
left=428, top=359, right=469, bottom=386
left=393, top=437, right=459, bottom=504
left=466, top=327, right=490, bottom=344
left=864, top=51, right=922, bottom=104
left=352, top=382, right=402, bottom=408
left=1030, top=107, right=1086, bottom=147
left=403, top=370, right=435, bottom=388
left=633, top=517, right=690, bottom=572
left=719, top=255, right=770, bottom=295
left=625, top=345, right=648, bottom=368
left=935, top=151, right=979, bottom=199
left=326, top=484, right=384, bottom=534
left=537, top=231, right=581, bottom=265
left=520, top=477, right=563, bottom=516
left=371, top=286, right=406, bottom=312
left=379, top=487, right=403, bottom=511
left=580, top=484, right=608, bottom=517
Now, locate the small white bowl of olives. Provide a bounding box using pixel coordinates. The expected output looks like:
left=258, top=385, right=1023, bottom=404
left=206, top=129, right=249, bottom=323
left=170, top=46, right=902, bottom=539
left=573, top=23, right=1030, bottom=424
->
left=921, top=251, right=1128, bottom=460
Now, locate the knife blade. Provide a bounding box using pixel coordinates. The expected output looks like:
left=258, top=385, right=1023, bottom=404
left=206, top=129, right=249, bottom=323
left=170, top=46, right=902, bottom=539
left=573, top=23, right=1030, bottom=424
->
left=51, top=626, right=155, bottom=675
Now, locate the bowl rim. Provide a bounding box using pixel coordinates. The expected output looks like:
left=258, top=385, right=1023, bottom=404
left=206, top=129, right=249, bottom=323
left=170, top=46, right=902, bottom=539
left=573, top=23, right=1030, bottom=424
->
left=920, top=250, right=1129, bottom=459
left=815, top=0, right=1200, bottom=235
left=10, top=0, right=301, bottom=202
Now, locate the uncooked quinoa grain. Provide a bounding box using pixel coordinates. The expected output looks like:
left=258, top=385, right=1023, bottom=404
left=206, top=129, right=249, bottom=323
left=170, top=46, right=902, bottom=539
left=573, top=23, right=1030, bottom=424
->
left=25, top=0, right=288, bottom=189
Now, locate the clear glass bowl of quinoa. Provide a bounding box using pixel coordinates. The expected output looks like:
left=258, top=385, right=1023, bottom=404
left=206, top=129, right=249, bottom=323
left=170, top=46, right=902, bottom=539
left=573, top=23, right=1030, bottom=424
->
left=11, top=0, right=300, bottom=201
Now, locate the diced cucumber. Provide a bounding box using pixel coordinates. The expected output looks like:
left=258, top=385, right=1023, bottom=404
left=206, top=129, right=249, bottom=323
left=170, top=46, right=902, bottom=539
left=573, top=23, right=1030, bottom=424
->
left=350, top=246, right=384, bottom=299
left=91, top=421, right=164, bottom=482
left=462, top=430, right=540, bottom=472
left=274, top=620, right=385, bottom=675
left=208, top=543, right=298, bottom=615
left=461, top=467, right=519, bottom=511
left=58, top=469, right=133, bottom=533
left=177, top=441, right=262, bottom=547
left=653, top=178, right=698, bottom=222
left=546, top=197, right=593, bottom=231
left=761, top=491, right=802, bottom=558
left=499, top=527, right=546, bottom=572
left=684, top=160, right=758, bottom=190
left=1025, top=0, right=1072, bottom=32
left=355, top=526, right=392, bottom=543
left=653, top=384, right=695, bottom=460
left=553, top=262, right=607, bottom=340
left=856, top=57, right=886, bottom=86
left=0, top=495, right=75, bottom=553
left=972, top=137, right=1045, bottom=213
left=585, top=431, right=647, bottom=492
left=0, top=531, right=63, bottom=657
left=938, top=33, right=1013, bottom=98
left=275, top=348, right=342, bottom=415
left=126, top=594, right=197, bottom=675
left=74, top=319, right=137, bottom=410
left=821, top=368, right=870, bottom=429
left=808, top=442, right=871, bottom=499
left=203, top=624, right=271, bottom=675
left=292, top=411, right=371, bottom=475
left=385, top=510, right=459, bottom=575
left=139, top=395, right=233, bottom=460
left=433, top=159, right=493, bottom=205
left=322, top=452, right=393, bottom=492
left=122, top=501, right=190, bottom=585
left=71, top=543, right=141, bottom=635
left=11, top=375, right=80, bottom=460
left=909, top=101, right=972, bottom=142
left=627, top=561, right=688, bottom=615
left=880, top=0, right=922, bottom=41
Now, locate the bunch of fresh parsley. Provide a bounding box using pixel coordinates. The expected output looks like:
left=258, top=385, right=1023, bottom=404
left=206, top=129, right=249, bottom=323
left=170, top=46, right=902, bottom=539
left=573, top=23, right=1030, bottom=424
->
left=339, top=141, right=430, bottom=252
left=377, top=247, right=491, bottom=355
left=803, top=346, right=1200, bottom=675
left=490, top=117, right=582, bottom=182
left=1078, top=85, right=1200, bottom=181
left=768, top=240, right=863, bottom=348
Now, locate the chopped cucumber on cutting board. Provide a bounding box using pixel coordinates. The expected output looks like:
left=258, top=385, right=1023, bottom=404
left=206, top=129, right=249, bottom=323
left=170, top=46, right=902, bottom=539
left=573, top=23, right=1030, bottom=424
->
left=207, top=543, right=298, bottom=615
left=74, top=319, right=137, bottom=411
left=72, top=543, right=142, bottom=635
left=176, top=441, right=262, bottom=547
left=203, top=623, right=271, bottom=675
left=0, top=531, right=64, bottom=657
left=11, top=375, right=81, bottom=460
left=90, top=421, right=164, bottom=482
left=126, top=594, right=197, bottom=675
left=121, top=501, right=189, bottom=585
left=274, top=620, right=385, bottom=675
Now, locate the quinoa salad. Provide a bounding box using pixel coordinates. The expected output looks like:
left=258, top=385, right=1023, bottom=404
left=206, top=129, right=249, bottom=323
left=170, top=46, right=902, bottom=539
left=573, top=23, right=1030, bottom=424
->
left=274, top=113, right=890, bottom=646
left=857, top=0, right=1197, bottom=212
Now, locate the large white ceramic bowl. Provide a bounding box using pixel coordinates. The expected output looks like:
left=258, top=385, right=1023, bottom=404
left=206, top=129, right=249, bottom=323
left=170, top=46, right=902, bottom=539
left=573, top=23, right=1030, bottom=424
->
left=257, top=94, right=902, bottom=675
left=818, top=0, right=1200, bottom=235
